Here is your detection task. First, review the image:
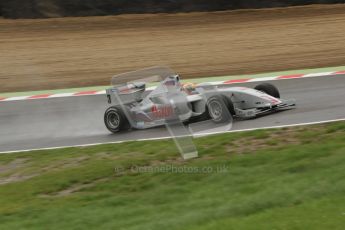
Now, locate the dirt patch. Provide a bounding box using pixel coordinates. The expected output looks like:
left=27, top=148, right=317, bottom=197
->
left=225, top=125, right=330, bottom=154
left=41, top=156, right=90, bottom=172
left=0, top=156, right=89, bottom=185
left=1, top=4, right=345, bottom=92
left=0, top=158, right=34, bottom=185
left=0, top=158, right=28, bottom=174
left=227, top=131, right=300, bottom=154
left=39, top=178, right=108, bottom=197
left=0, top=173, right=39, bottom=185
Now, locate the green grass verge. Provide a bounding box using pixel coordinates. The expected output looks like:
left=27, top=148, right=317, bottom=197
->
left=0, top=121, right=344, bottom=229
left=1, top=65, right=344, bottom=98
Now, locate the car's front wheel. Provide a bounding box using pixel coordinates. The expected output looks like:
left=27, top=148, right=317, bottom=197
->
left=104, top=106, right=130, bottom=133
left=254, top=83, right=280, bottom=98
left=206, top=95, right=233, bottom=123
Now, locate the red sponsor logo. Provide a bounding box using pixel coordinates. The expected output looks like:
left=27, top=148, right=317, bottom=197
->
left=151, top=105, right=173, bottom=118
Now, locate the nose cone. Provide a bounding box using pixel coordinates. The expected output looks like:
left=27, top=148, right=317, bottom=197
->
left=259, top=94, right=282, bottom=105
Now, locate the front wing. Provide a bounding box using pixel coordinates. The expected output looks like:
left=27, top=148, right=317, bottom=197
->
left=235, top=99, right=296, bottom=118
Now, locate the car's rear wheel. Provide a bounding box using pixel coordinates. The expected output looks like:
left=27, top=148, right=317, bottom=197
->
left=104, top=106, right=130, bottom=133
left=254, top=83, right=280, bottom=98
left=206, top=95, right=233, bottom=123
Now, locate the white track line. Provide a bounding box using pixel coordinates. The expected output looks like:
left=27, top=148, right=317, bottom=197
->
left=1, top=118, right=344, bottom=154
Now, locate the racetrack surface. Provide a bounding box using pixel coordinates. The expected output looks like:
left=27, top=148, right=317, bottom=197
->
left=0, top=75, right=344, bottom=153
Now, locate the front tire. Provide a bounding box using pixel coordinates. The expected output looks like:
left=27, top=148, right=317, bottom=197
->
left=206, top=95, right=233, bottom=123
left=254, top=83, right=280, bottom=98
left=104, top=106, right=130, bottom=133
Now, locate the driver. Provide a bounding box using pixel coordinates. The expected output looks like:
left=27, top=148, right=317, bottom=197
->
left=182, top=82, right=197, bottom=95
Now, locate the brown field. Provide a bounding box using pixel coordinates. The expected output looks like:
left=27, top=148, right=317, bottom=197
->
left=1, top=4, right=345, bottom=92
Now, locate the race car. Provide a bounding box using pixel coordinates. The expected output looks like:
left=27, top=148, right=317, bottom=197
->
left=104, top=68, right=296, bottom=133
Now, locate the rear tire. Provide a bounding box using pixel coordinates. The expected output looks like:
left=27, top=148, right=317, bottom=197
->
left=254, top=83, right=280, bottom=98
left=104, top=106, right=130, bottom=133
left=206, top=95, right=233, bottom=123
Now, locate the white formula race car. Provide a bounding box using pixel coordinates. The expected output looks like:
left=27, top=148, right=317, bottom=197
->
left=104, top=67, right=295, bottom=133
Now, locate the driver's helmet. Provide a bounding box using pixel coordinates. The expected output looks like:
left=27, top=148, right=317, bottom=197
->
left=182, top=82, right=197, bottom=94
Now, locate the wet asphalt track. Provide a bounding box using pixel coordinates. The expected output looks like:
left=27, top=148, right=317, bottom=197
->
left=0, top=75, right=344, bottom=153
